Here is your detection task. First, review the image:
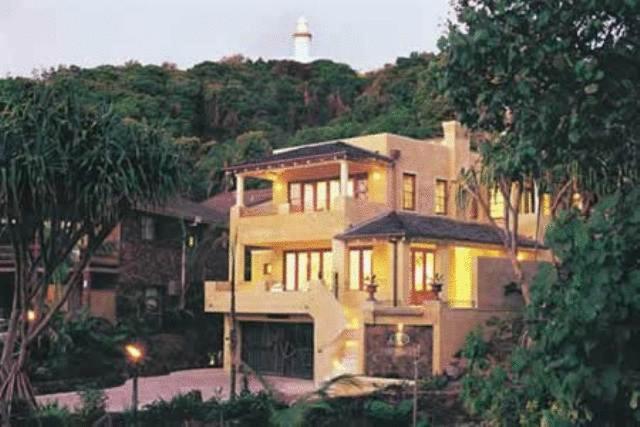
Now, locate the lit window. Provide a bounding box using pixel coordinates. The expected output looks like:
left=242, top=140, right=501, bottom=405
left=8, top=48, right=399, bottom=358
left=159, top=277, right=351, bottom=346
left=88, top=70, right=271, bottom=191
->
left=403, top=173, right=416, bottom=211
left=316, top=181, right=327, bottom=211
left=289, top=183, right=302, bottom=212
left=141, top=216, right=155, bottom=241
left=435, top=179, right=448, bottom=215
left=412, top=249, right=435, bottom=291
left=329, top=180, right=341, bottom=209
left=542, top=194, right=552, bottom=216
left=489, top=189, right=505, bottom=219
left=349, top=248, right=373, bottom=290
left=289, top=175, right=368, bottom=212
left=284, top=249, right=332, bottom=291
left=303, top=183, right=315, bottom=212
left=571, top=193, right=583, bottom=210
left=519, top=184, right=536, bottom=214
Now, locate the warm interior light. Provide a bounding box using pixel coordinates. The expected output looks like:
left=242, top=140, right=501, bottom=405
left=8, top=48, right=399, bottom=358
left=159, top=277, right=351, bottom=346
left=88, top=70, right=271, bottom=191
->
left=125, top=344, right=144, bottom=363
left=26, top=310, right=36, bottom=322
left=372, top=171, right=382, bottom=181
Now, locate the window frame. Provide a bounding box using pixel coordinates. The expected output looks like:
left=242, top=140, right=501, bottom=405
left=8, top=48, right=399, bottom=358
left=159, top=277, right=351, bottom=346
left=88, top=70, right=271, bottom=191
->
left=140, top=216, right=155, bottom=241
left=283, top=248, right=332, bottom=291
left=288, top=174, right=368, bottom=213
left=519, top=183, right=536, bottom=215
left=435, top=179, right=448, bottom=215
left=411, top=248, right=436, bottom=292
left=489, top=188, right=505, bottom=220
left=402, top=173, right=417, bottom=211
left=348, top=246, right=373, bottom=291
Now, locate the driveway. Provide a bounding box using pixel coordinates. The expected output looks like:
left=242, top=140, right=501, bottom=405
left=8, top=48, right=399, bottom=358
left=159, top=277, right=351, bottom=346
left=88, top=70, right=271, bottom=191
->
left=37, top=368, right=315, bottom=412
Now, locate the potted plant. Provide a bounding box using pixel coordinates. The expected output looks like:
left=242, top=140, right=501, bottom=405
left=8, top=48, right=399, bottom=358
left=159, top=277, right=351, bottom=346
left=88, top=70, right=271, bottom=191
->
left=365, top=275, right=378, bottom=301
left=430, top=273, right=445, bottom=299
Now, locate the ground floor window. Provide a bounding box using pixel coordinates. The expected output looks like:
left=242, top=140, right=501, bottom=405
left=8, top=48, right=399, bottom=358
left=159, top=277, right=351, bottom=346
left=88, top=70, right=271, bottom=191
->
left=349, top=247, right=373, bottom=290
left=412, top=249, right=435, bottom=291
left=284, top=249, right=332, bottom=291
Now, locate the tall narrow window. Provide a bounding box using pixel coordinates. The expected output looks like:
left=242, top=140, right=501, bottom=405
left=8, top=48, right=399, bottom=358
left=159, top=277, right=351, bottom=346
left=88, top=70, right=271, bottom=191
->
left=303, top=183, right=315, bottom=212
left=402, top=173, right=416, bottom=211
left=316, top=181, right=328, bottom=211
left=348, top=248, right=373, bottom=290
left=520, top=184, right=536, bottom=214
left=322, top=251, right=333, bottom=283
left=435, top=179, right=448, bottom=215
left=412, top=249, right=435, bottom=291
left=355, top=177, right=368, bottom=200
left=489, top=189, right=505, bottom=219
left=141, top=216, right=155, bottom=241
left=285, top=253, right=297, bottom=291
left=289, top=183, right=302, bottom=212
left=329, top=180, right=341, bottom=209
left=542, top=193, right=552, bottom=216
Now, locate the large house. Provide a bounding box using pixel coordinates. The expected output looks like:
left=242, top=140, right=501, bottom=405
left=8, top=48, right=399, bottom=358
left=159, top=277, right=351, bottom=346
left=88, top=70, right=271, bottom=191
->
left=204, top=122, right=548, bottom=383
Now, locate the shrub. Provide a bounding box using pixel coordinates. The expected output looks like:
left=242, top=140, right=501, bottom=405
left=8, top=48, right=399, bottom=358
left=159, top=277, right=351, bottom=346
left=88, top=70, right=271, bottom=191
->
left=76, top=388, right=107, bottom=425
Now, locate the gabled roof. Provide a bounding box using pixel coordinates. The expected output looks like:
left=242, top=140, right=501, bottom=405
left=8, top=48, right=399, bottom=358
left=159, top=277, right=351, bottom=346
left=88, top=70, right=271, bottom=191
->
left=136, top=197, right=225, bottom=224
left=201, top=189, right=272, bottom=223
left=225, top=141, right=392, bottom=173
left=336, top=211, right=540, bottom=248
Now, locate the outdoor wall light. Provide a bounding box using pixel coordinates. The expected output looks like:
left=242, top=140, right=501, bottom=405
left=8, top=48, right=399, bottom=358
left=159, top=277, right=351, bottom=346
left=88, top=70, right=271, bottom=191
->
left=26, top=309, right=36, bottom=323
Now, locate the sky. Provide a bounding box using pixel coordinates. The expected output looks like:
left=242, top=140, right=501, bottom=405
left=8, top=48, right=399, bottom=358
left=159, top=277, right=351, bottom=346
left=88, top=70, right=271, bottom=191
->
left=0, top=0, right=452, bottom=77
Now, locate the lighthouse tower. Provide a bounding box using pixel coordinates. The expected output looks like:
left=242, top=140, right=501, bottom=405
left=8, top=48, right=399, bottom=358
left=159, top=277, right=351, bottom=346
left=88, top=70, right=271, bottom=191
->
left=292, top=17, right=312, bottom=63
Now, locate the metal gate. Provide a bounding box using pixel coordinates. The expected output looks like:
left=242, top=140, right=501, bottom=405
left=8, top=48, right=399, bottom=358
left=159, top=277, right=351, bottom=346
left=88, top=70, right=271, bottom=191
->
left=241, top=321, right=314, bottom=379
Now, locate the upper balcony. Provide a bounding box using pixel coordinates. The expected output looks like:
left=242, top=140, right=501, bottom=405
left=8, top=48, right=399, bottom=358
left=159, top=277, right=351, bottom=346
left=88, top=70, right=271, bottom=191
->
left=225, top=141, right=395, bottom=244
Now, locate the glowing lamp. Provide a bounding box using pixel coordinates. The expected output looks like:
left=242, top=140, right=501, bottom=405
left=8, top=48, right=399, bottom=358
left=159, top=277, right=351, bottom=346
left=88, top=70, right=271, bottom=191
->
left=372, top=171, right=382, bottom=181
left=125, top=344, right=144, bottom=363
left=26, top=310, right=36, bottom=323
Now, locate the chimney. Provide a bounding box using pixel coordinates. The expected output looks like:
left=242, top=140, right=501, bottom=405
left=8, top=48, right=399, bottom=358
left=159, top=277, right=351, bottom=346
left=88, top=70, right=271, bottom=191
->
left=442, top=121, right=466, bottom=147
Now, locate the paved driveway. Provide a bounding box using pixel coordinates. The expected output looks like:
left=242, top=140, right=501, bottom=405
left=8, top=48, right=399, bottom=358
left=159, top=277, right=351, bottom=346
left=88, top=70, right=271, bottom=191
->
left=37, top=368, right=315, bottom=412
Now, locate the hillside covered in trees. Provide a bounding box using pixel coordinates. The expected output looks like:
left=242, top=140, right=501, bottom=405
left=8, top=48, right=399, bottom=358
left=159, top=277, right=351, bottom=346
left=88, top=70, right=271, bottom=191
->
left=1, top=53, right=452, bottom=198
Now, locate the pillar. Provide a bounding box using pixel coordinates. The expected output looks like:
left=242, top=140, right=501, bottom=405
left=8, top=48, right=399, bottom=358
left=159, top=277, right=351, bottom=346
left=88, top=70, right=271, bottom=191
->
left=339, top=160, right=349, bottom=196
left=236, top=174, right=245, bottom=207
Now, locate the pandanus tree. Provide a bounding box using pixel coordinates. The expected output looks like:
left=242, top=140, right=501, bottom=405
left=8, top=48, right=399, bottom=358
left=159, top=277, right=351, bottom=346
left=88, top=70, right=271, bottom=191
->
left=0, top=79, right=184, bottom=421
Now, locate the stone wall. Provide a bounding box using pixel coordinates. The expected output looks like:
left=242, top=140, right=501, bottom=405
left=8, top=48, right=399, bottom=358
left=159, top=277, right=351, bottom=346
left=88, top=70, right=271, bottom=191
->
left=364, top=324, right=433, bottom=379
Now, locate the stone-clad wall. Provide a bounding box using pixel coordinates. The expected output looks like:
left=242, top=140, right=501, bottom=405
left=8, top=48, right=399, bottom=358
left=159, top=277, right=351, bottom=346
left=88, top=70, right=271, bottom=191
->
left=364, top=324, right=433, bottom=379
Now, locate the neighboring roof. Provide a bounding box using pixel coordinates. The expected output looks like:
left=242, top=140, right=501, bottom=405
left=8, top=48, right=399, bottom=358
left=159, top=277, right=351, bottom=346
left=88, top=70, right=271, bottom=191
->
left=336, top=211, right=540, bottom=248
left=225, top=141, right=393, bottom=173
left=136, top=197, right=226, bottom=224
left=201, top=188, right=272, bottom=221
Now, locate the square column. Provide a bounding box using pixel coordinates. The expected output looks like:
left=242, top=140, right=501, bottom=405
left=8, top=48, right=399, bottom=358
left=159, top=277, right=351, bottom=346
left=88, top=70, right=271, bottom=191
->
left=339, top=160, right=349, bottom=196
left=236, top=174, right=245, bottom=207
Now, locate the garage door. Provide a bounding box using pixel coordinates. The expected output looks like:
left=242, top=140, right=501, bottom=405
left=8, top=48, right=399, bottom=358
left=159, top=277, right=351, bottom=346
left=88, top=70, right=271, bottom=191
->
left=241, top=321, right=313, bottom=379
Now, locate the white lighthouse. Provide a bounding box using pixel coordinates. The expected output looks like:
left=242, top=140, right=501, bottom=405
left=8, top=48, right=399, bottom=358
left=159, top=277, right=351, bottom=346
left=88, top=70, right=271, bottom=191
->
left=292, top=16, right=312, bottom=63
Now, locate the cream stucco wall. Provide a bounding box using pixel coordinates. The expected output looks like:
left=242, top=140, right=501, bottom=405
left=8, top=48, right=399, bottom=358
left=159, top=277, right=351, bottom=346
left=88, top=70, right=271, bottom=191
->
left=207, top=122, right=551, bottom=384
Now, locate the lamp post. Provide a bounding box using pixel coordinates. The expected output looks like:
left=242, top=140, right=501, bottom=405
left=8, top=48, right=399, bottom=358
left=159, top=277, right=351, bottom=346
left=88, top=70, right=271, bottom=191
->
left=125, top=343, right=144, bottom=425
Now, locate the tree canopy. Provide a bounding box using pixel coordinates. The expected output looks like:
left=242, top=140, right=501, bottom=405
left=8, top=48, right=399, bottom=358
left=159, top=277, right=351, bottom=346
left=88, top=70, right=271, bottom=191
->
left=26, top=53, right=454, bottom=197
left=443, top=0, right=640, bottom=424
left=0, top=79, right=184, bottom=415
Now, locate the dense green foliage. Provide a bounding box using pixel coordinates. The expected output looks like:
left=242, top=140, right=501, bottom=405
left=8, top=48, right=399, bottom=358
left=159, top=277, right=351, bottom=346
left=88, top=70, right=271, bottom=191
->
left=30, top=311, right=128, bottom=387
left=462, top=192, right=640, bottom=425
left=442, top=0, right=640, bottom=197
left=444, top=0, right=640, bottom=425
left=20, top=53, right=452, bottom=197
left=0, top=79, right=185, bottom=413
